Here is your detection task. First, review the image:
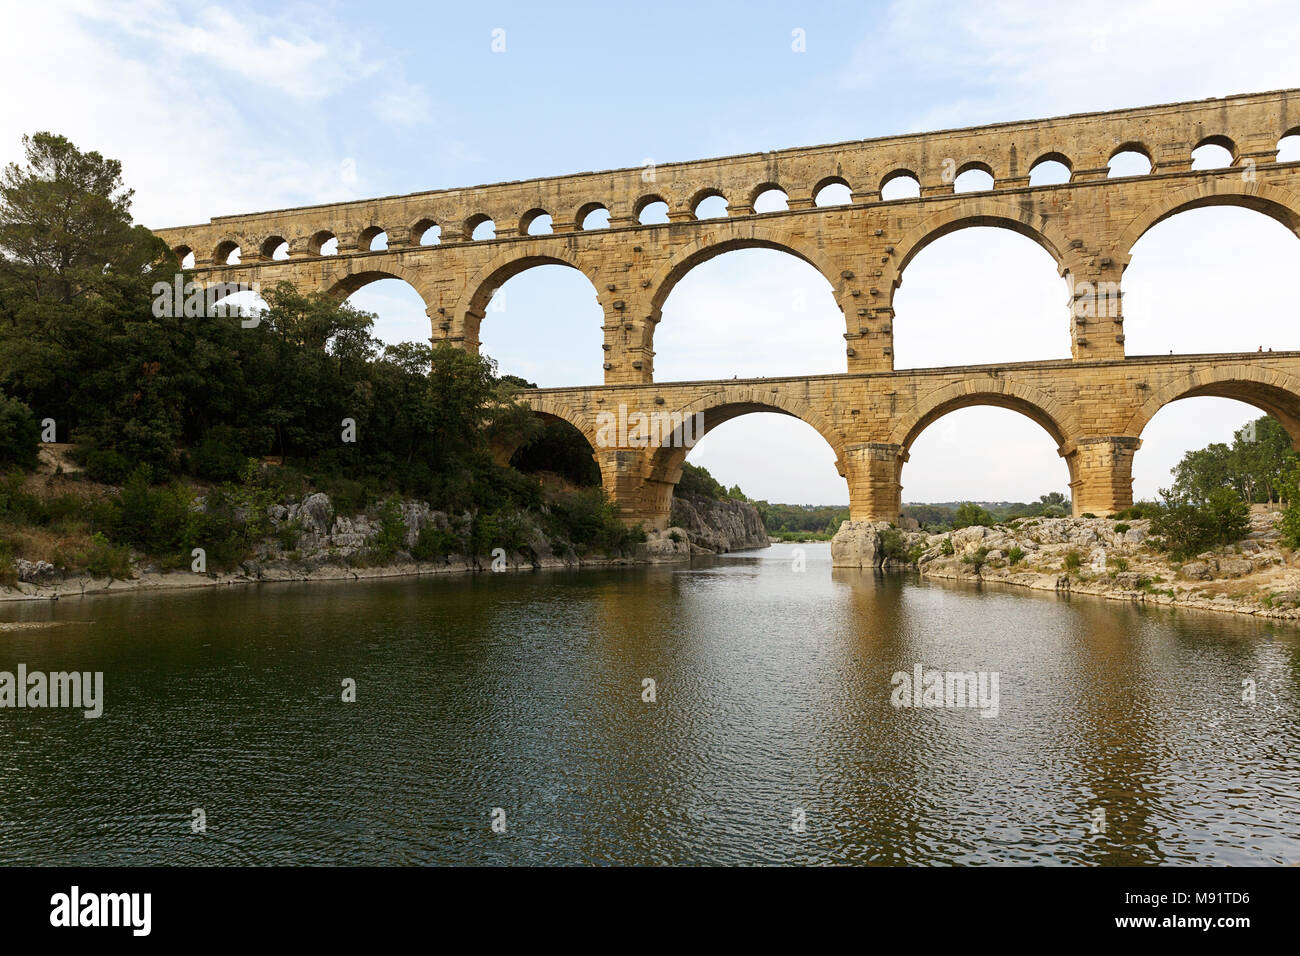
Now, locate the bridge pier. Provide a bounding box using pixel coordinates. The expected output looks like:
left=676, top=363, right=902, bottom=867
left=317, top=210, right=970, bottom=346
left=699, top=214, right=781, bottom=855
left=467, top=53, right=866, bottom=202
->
left=1063, top=437, right=1141, bottom=517
left=843, top=442, right=905, bottom=523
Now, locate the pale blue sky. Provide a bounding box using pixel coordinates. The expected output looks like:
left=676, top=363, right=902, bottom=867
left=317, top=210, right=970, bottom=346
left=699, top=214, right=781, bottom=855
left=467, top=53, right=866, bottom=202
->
left=5, top=0, right=1299, bottom=504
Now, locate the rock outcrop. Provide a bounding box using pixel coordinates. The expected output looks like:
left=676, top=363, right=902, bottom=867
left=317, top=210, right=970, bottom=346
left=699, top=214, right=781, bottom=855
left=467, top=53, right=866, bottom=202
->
left=831, top=506, right=1300, bottom=620
left=668, top=494, right=770, bottom=553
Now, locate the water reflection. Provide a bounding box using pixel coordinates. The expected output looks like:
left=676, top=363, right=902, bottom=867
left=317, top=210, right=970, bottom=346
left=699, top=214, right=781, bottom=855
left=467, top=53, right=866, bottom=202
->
left=0, top=542, right=1296, bottom=864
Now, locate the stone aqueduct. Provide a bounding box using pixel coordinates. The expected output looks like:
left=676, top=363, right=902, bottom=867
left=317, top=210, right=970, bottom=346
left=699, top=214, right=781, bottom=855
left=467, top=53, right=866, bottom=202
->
left=154, top=89, right=1300, bottom=529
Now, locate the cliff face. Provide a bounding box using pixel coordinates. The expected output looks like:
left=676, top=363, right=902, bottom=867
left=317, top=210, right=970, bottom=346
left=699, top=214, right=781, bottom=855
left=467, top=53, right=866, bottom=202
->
left=669, top=494, right=770, bottom=553
left=829, top=508, right=1300, bottom=620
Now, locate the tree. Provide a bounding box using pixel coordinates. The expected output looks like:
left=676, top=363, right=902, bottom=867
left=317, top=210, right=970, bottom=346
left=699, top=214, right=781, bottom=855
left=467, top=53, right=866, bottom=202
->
left=952, top=502, right=993, bottom=529
left=0, top=132, right=162, bottom=307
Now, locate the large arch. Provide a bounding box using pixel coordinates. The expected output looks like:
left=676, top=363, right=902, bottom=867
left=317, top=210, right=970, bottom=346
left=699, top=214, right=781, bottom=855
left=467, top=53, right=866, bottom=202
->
left=645, top=226, right=843, bottom=321
left=641, top=226, right=846, bottom=377
left=1123, top=364, right=1300, bottom=444
left=890, top=378, right=1078, bottom=453
left=460, top=244, right=606, bottom=382
left=889, top=379, right=1080, bottom=516
left=1116, top=179, right=1300, bottom=258
left=319, top=263, right=436, bottom=305
left=644, top=387, right=847, bottom=487
left=891, top=198, right=1070, bottom=279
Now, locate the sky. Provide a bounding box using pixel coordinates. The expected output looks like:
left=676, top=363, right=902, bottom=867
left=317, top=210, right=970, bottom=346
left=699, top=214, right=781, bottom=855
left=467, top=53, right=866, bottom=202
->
left=3, top=0, right=1299, bottom=505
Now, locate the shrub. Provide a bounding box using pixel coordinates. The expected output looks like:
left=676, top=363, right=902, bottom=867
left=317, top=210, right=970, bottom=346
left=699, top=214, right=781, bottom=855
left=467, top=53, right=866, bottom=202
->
left=1150, top=488, right=1250, bottom=559
left=1007, top=545, right=1025, bottom=565
left=411, top=524, right=462, bottom=562
left=0, top=395, right=39, bottom=470
left=369, top=500, right=408, bottom=562
left=1113, top=523, right=1130, bottom=535
left=1063, top=548, right=1083, bottom=571
left=951, top=502, right=993, bottom=529
left=961, top=546, right=990, bottom=572
left=188, top=426, right=249, bottom=483
left=940, top=537, right=955, bottom=556
left=879, top=527, right=910, bottom=563
left=82, top=447, right=132, bottom=484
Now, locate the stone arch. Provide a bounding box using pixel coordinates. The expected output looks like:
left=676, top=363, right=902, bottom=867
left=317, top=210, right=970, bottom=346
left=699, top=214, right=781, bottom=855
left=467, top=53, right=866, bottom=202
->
left=459, top=243, right=605, bottom=354
left=645, top=225, right=843, bottom=321
left=889, top=377, right=1079, bottom=452
left=493, top=396, right=607, bottom=477
left=639, top=226, right=847, bottom=371
left=892, top=198, right=1068, bottom=280
left=1123, top=363, right=1300, bottom=444
left=1116, top=179, right=1300, bottom=266
left=644, top=386, right=847, bottom=486
left=318, top=262, right=437, bottom=309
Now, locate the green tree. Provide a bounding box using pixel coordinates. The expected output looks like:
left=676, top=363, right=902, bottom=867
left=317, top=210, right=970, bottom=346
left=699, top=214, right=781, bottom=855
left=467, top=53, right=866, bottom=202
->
left=951, top=502, right=993, bottom=529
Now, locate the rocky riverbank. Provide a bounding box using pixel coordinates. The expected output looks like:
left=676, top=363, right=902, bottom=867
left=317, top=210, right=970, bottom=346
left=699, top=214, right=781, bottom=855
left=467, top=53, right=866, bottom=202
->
left=1, top=490, right=699, bottom=603
left=831, top=506, right=1300, bottom=620
left=669, top=494, right=771, bottom=553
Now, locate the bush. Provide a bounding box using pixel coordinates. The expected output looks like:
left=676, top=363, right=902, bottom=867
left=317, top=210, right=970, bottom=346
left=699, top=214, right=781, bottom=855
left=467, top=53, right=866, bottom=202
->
left=188, top=426, right=249, bottom=483
left=940, top=537, right=955, bottom=556
left=951, top=502, right=993, bottom=529
left=0, top=395, right=39, bottom=470
left=1150, top=488, right=1250, bottom=559
left=879, top=528, right=910, bottom=563
left=369, top=500, right=408, bottom=562
left=82, top=446, right=132, bottom=484
left=411, top=523, right=462, bottom=562
left=1114, top=501, right=1162, bottom=521
left=961, top=546, right=990, bottom=572
left=1113, top=523, right=1130, bottom=535
left=1063, top=548, right=1083, bottom=571
left=1007, top=545, right=1025, bottom=565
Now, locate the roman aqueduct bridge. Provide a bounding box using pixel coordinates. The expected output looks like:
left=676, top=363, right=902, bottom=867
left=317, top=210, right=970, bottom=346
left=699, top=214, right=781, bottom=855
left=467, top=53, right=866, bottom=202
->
left=154, top=89, right=1300, bottom=528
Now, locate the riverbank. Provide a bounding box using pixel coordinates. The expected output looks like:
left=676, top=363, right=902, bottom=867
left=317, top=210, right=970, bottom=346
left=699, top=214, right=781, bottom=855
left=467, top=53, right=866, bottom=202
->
left=831, top=506, right=1300, bottom=621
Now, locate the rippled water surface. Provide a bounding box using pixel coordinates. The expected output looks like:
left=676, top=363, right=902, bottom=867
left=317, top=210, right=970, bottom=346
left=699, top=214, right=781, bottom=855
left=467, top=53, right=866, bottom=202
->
left=1, top=542, right=1298, bottom=865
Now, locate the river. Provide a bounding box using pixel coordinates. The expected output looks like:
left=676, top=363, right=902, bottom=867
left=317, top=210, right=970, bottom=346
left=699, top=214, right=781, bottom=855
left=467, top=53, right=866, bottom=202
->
left=1, top=542, right=1297, bottom=865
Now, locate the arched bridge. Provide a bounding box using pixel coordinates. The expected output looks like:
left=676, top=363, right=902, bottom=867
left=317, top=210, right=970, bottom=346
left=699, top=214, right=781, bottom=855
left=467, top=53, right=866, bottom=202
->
left=154, top=89, right=1300, bottom=527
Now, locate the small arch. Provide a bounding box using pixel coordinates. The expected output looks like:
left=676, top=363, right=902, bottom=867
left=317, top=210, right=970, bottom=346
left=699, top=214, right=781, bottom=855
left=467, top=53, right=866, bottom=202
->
left=359, top=226, right=388, bottom=251
left=953, top=162, right=995, bottom=193
left=309, top=230, right=338, bottom=256
left=520, top=208, right=553, bottom=236
left=467, top=214, right=496, bottom=241
left=880, top=169, right=921, bottom=201
left=260, top=236, right=289, bottom=260
left=173, top=245, right=195, bottom=269
left=1107, top=143, right=1153, bottom=178
left=412, top=218, right=440, bottom=245
left=1191, top=137, right=1235, bottom=170
left=750, top=182, right=788, bottom=212
left=577, top=202, right=610, bottom=230
left=636, top=195, right=669, bottom=225
left=691, top=189, right=728, bottom=220
left=813, top=176, right=852, bottom=206
left=1280, top=131, right=1300, bottom=162
left=214, top=240, right=240, bottom=265
left=1028, top=153, right=1072, bottom=186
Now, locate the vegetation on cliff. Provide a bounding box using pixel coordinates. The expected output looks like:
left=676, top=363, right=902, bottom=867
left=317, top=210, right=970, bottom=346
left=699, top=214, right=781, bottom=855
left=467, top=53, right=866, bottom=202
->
left=0, top=131, right=640, bottom=583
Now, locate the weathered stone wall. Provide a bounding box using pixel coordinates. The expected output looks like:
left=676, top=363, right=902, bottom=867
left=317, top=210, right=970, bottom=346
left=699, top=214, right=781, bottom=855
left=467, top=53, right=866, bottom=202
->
left=669, top=495, right=770, bottom=553
left=150, top=89, right=1300, bottom=530
left=156, top=89, right=1300, bottom=385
